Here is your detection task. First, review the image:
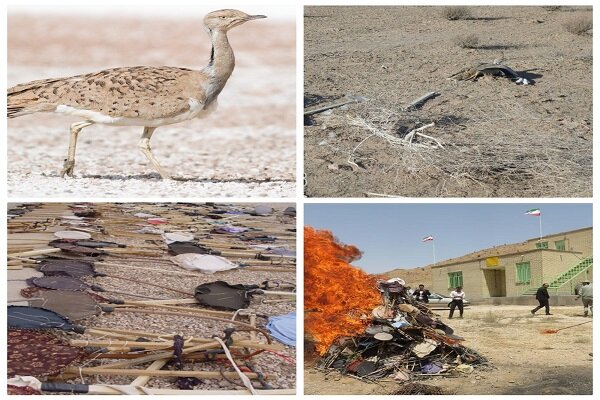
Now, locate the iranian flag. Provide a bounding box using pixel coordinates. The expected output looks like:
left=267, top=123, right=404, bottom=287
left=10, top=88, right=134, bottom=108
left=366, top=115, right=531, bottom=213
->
left=422, top=235, right=434, bottom=242
left=525, top=208, right=541, bottom=216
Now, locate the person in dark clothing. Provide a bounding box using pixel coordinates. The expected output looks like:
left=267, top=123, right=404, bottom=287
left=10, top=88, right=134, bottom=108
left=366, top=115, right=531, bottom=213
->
left=413, top=284, right=431, bottom=303
left=531, top=283, right=552, bottom=315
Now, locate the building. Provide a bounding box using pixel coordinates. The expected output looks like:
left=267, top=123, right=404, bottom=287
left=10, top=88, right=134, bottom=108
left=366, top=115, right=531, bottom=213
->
left=431, top=227, right=593, bottom=301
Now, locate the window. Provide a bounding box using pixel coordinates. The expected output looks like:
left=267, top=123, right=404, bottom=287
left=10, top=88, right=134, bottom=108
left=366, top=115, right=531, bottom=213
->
left=448, top=271, right=463, bottom=288
left=554, top=240, right=566, bottom=251
left=535, top=241, right=548, bottom=249
left=516, top=262, right=531, bottom=284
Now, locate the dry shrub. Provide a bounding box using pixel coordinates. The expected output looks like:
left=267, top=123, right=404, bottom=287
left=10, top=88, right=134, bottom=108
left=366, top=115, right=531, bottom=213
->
left=480, top=311, right=501, bottom=324
left=542, top=6, right=562, bottom=12
left=564, top=16, right=592, bottom=35
left=442, top=6, right=472, bottom=21
left=574, top=336, right=591, bottom=344
left=393, top=383, right=446, bottom=395
left=332, top=86, right=591, bottom=198
left=454, top=33, right=479, bottom=49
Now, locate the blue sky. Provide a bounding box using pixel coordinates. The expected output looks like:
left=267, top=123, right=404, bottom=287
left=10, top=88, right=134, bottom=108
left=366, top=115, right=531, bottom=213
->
left=305, top=203, right=592, bottom=273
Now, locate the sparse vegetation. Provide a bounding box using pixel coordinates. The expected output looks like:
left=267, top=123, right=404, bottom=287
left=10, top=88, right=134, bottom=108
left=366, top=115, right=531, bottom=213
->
left=454, top=34, right=479, bottom=49
left=304, top=6, right=592, bottom=198
left=573, top=336, right=591, bottom=344
left=564, top=16, right=592, bottom=35
left=442, top=6, right=472, bottom=21
left=480, top=311, right=501, bottom=324
left=542, top=6, right=562, bottom=12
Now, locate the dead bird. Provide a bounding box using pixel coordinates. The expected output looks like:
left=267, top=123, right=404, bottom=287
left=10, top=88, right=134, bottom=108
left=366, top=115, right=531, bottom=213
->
left=448, top=62, right=532, bottom=85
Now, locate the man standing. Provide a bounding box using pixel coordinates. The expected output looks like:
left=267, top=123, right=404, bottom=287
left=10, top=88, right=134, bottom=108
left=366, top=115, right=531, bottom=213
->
left=449, top=286, right=465, bottom=319
left=576, top=281, right=593, bottom=317
left=413, top=284, right=431, bottom=303
left=531, top=283, right=551, bottom=315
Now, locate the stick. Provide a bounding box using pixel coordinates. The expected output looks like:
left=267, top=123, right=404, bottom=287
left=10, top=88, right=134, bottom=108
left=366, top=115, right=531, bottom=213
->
left=365, top=192, right=400, bottom=198
left=403, top=122, right=435, bottom=144
left=304, top=98, right=363, bottom=116
left=415, top=131, right=444, bottom=149
left=39, top=382, right=294, bottom=395
left=86, top=327, right=282, bottom=350
left=71, top=338, right=282, bottom=352
left=108, top=302, right=235, bottom=317
left=62, top=367, right=265, bottom=380
left=7, top=248, right=62, bottom=257
left=402, top=91, right=439, bottom=111
left=81, top=342, right=221, bottom=370
left=130, top=360, right=168, bottom=387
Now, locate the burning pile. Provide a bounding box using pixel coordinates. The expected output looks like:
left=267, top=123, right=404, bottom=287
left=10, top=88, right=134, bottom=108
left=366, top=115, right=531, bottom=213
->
left=304, top=227, right=380, bottom=354
left=305, top=228, right=487, bottom=382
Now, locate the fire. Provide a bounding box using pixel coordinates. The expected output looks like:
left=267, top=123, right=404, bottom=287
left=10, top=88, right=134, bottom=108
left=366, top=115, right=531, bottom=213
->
left=304, top=227, right=381, bottom=354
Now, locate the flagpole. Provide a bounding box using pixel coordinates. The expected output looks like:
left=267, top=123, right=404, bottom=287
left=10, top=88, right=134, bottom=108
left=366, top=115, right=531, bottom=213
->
left=432, top=240, right=436, bottom=265
left=539, top=214, right=543, bottom=241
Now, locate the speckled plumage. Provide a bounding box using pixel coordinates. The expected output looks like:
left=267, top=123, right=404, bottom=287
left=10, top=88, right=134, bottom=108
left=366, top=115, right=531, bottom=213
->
left=9, top=66, right=207, bottom=121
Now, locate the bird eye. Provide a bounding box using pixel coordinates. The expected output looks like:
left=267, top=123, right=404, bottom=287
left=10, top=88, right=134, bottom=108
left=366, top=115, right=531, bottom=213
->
left=220, top=16, right=226, bottom=19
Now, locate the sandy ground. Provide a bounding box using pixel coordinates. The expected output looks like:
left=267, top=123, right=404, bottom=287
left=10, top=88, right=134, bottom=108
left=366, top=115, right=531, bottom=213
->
left=8, top=203, right=297, bottom=393
left=8, top=14, right=296, bottom=198
left=304, top=6, right=592, bottom=197
left=304, top=304, right=593, bottom=395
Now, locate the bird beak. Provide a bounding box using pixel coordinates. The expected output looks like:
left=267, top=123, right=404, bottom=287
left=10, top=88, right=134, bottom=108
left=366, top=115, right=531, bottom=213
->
left=246, top=14, right=267, bottom=20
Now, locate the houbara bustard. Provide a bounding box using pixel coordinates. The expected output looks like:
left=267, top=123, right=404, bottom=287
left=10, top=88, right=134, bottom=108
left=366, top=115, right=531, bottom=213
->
left=7, top=9, right=266, bottom=179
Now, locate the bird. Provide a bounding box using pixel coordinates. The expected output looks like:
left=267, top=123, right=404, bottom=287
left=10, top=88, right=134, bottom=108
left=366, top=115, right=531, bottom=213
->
left=7, top=9, right=266, bottom=179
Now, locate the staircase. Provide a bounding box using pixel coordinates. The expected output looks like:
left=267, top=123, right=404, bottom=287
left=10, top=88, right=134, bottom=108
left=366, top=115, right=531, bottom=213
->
left=522, top=256, right=593, bottom=295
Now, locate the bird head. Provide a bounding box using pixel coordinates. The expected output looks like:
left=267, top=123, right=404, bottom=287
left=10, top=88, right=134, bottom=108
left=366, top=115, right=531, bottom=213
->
left=204, top=9, right=266, bottom=32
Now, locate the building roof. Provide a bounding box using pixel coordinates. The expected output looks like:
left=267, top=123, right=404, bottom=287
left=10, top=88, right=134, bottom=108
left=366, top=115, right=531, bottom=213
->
left=430, top=226, right=591, bottom=269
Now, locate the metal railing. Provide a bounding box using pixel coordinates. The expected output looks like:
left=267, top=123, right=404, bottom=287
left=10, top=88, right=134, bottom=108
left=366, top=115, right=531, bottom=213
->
left=520, top=256, right=593, bottom=296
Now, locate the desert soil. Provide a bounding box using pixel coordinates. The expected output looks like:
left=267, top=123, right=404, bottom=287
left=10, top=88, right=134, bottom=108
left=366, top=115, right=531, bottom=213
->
left=304, top=304, right=593, bottom=395
left=8, top=14, right=295, bottom=198
left=304, top=6, right=592, bottom=197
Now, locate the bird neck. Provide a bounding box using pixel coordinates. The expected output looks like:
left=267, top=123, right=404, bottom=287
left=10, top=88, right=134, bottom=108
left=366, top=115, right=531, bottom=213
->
left=205, top=28, right=235, bottom=83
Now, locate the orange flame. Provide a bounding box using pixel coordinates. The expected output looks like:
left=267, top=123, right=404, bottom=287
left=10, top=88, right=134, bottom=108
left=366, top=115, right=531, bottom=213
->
left=304, top=227, right=381, bottom=354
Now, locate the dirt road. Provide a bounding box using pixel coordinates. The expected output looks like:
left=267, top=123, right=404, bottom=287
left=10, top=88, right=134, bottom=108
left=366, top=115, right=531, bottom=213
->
left=304, top=6, right=592, bottom=197
left=8, top=13, right=295, bottom=197
left=304, top=305, right=593, bottom=395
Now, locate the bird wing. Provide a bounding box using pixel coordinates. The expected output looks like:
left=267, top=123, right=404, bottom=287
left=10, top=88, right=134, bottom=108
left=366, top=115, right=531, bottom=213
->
left=10, top=66, right=209, bottom=120
left=476, top=63, right=520, bottom=79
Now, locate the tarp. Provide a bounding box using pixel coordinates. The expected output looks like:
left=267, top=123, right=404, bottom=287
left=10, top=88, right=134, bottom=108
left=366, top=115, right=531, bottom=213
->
left=211, top=225, right=249, bottom=234
left=48, top=240, right=103, bottom=256
left=8, top=305, right=79, bottom=331
left=38, top=260, right=98, bottom=278
left=29, top=276, right=98, bottom=292
left=194, top=281, right=259, bottom=310
left=162, top=232, right=194, bottom=244
left=172, top=254, right=236, bottom=274
left=8, top=329, right=86, bottom=377
left=54, top=231, right=92, bottom=240
left=266, top=312, right=296, bottom=347
left=168, top=242, right=220, bottom=256
left=28, top=290, right=103, bottom=321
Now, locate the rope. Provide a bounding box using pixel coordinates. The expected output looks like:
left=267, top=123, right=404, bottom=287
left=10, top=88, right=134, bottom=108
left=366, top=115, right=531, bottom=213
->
left=213, top=336, right=257, bottom=395
left=264, top=350, right=296, bottom=364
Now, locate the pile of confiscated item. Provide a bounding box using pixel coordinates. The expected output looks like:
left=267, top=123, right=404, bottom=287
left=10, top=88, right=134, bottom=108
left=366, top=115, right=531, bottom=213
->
left=316, top=278, right=488, bottom=382
left=7, top=202, right=296, bottom=395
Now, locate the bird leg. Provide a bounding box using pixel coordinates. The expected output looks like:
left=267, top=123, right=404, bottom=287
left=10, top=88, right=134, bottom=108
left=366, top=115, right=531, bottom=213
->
left=139, top=127, right=170, bottom=179
left=61, top=121, right=94, bottom=178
